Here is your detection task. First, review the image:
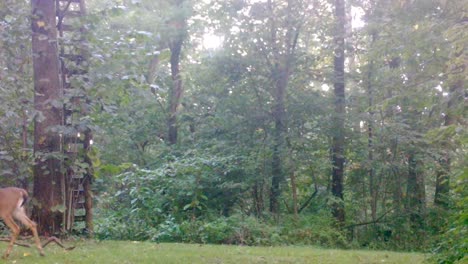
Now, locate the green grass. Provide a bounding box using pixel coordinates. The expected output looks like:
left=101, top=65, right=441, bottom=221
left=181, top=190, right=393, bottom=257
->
left=1, top=240, right=427, bottom=264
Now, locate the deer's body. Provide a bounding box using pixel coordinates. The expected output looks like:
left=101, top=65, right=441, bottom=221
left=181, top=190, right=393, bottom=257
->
left=0, top=187, right=44, bottom=258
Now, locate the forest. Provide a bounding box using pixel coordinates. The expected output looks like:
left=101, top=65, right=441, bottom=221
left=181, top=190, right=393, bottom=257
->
left=0, top=0, right=466, bottom=263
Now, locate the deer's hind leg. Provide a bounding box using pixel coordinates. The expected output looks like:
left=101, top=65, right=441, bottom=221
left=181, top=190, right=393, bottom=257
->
left=2, top=214, right=20, bottom=259
left=13, top=207, right=45, bottom=256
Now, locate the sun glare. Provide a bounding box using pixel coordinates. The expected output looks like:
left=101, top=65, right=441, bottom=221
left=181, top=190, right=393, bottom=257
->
left=351, top=6, right=365, bottom=29
left=203, top=34, right=223, bottom=50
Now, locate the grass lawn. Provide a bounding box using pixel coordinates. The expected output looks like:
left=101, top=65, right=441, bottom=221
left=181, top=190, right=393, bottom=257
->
left=1, top=240, right=428, bottom=264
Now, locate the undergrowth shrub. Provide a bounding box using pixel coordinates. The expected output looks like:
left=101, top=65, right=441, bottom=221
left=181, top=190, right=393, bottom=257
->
left=151, top=216, right=182, bottom=242
left=155, top=215, right=284, bottom=246
left=94, top=155, right=347, bottom=248
left=282, top=214, right=348, bottom=248
left=215, top=215, right=283, bottom=246
left=95, top=153, right=246, bottom=241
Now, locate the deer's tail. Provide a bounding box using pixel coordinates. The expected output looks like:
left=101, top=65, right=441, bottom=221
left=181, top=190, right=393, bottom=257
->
left=19, top=188, right=29, bottom=207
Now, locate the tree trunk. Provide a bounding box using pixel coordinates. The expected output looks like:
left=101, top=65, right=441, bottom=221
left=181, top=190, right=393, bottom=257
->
left=406, top=151, right=426, bottom=228
left=434, top=158, right=449, bottom=207
left=267, top=0, right=298, bottom=216
left=290, top=171, right=298, bottom=218
left=270, top=68, right=287, bottom=214
left=367, top=33, right=377, bottom=222
left=31, top=0, right=64, bottom=235
left=83, top=131, right=94, bottom=236
left=167, top=39, right=183, bottom=145
left=167, top=0, right=186, bottom=145
left=253, top=180, right=264, bottom=216
left=331, top=0, right=346, bottom=225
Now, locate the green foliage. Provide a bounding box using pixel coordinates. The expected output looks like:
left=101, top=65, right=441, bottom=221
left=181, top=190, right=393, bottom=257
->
left=432, top=167, right=468, bottom=264
left=94, top=149, right=346, bottom=248
left=281, top=214, right=348, bottom=248
left=96, top=164, right=347, bottom=247
left=98, top=209, right=348, bottom=248
left=0, top=0, right=34, bottom=186
left=86, top=0, right=466, bottom=254
left=95, top=152, right=248, bottom=240
left=202, top=215, right=284, bottom=246
left=1, top=0, right=466, bottom=256
left=174, top=215, right=284, bottom=246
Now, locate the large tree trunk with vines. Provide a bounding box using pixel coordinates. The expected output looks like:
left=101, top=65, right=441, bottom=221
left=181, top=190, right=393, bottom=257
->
left=31, top=0, right=64, bottom=235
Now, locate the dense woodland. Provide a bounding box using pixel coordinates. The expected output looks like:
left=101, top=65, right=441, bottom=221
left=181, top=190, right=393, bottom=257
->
left=0, top=0, right=466, bottom=263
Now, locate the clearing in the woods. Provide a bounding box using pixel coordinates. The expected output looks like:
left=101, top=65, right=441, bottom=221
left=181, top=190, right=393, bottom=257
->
left=1, top=240, right=427, bottom=264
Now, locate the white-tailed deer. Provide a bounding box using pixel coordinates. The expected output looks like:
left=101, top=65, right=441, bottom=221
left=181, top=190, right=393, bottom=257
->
left=0, top=187, right=44, bottom=258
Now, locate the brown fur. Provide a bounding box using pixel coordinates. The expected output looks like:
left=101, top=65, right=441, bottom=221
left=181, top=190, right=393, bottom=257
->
left=0, top=187, right=44, bottom=258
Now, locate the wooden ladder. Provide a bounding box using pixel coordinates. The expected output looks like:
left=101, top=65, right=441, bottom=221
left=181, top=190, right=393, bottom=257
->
left=56, top=0, right=93, bottom=235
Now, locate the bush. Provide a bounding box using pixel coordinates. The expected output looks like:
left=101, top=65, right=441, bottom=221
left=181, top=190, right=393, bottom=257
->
left=94, top=155, right=347, bottom=248
left=221, top=215, right=283, bottom=246
left=282, top=214, right=348, bottom=248
left=172, top=213, right=345, bottom=247
left=95, top=214, right=150, bottom=241
left=152, top=216, right=182, bottom=242
left=173, top=215, right=283, bottom=246
left=201, top=217, right=235, bottom=244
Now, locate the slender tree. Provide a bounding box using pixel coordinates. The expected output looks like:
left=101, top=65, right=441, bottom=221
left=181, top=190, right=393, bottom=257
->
left=167, top=0, right=188, bottom=145
left=331, top=0, right=346, bottom=224
left=366, top=31, right=377, bottom=222
left=267, top=0, right=300, bottom=215
left=406, top=150, right=426, bottom=228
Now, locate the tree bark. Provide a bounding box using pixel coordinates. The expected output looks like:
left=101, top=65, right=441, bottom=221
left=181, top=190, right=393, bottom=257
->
left=406, top=151, right=426, bottom=228
left=270, top=67, right=287, bottom=214
left=290, top=171, right=298, bottom=218
left=434, top=157, right=449, bottom=207
left=367, top=33, right=377, bottom=222
left=167, top=38, right=183, bottom=145
left=331, top=0, right=346, bottom=225
left=83, top=131, right=94, bottom=236
left=31, top=0, right=64, bottom=235
left=253, top=180, right=264, bottom=216
left=167, top=0, right=186, bottom=145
